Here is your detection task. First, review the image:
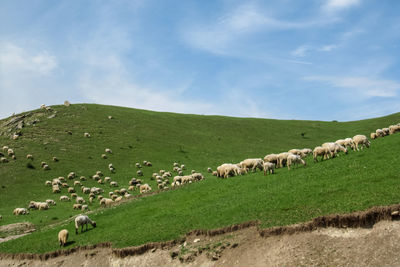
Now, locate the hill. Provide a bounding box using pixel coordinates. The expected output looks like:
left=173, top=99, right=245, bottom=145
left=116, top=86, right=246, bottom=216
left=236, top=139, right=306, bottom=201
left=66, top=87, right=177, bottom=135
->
left=0, top=104, right=399, bottom=253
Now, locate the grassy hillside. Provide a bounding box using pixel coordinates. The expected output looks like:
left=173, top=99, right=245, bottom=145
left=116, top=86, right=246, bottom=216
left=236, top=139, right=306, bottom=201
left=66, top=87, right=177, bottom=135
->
left=0, top=104, right=399, bottom=253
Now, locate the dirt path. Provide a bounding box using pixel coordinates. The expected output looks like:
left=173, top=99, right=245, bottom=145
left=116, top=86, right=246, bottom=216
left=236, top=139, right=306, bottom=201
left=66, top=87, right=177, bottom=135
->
left=2, top=219, right=400, bottom=266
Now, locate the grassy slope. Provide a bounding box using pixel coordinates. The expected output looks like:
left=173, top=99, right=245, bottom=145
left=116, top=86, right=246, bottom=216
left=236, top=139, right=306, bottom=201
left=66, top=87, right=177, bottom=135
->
left=0, top=104, right=399, bottom=253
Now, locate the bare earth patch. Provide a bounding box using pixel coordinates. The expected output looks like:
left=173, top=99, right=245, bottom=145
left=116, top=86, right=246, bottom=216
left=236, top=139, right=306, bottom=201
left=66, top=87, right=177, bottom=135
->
left=0, top=222, right=35, bottom=243
left=2, top=219, right=400, bottom=266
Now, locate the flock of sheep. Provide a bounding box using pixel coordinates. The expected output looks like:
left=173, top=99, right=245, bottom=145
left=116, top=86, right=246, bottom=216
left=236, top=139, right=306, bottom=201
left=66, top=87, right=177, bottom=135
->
left=2, top=103, right=400, bottom=247
left=212, top=122, right=400, bottom=179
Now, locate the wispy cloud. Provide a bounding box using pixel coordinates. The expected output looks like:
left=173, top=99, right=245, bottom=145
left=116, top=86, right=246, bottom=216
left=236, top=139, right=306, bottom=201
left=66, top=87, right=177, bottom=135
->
left=0, top=43, right=57, bottom=75
left=304, top=75, right=400, bottom=98
left=323, top=0, right=361, bottom=12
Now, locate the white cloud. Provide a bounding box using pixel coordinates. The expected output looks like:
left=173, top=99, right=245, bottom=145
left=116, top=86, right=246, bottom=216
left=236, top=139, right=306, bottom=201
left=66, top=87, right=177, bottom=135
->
left=182, top=4, right=325, bottom=56
left=304, top=75, right=400, bottom=97
left=323, top=0, right=361, bottom=12
left=319, top=44, right=337, bottom=51
left=0, top=43, right=57, bottom=75
left=292, top=45, right=311, bottom=57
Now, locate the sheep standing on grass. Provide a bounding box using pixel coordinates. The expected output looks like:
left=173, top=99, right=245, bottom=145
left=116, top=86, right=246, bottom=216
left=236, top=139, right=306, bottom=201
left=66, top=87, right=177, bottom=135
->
left=286, top=154, right=306, bottom=170
left=352, top=135, right=370, bottom=151
left=370, top=132, right=377, bottom=139
left=26, top=154, right=33, bottom=160
left=13, top=208, right=29, bottom=215
left=84, top=132, right=91, bottom=138
left=58, top=229, right=69, bottom=247
left=75, top=215, right=96, bottom=234
left=105, top=148, right=112, bottom=154
left=240, top=158, right=263, bottom=172
left=60, top=196, right=70, bottom=201
left=313, top=146, right=329, bottom=162
left=263, top=162, right=275, bottom=175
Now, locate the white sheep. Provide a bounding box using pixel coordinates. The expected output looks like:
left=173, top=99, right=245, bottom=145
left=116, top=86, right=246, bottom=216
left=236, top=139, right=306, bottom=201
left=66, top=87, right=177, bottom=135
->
left=13, top=208, right=29, bottom=215
left=301, top=148, right=313, bottom=156
left=239, top=158, right=263, bottom=172
left=101, top=154, right=107, bottom=159
left=84, top=132, right=91, bottom=138
left=45, top=180, right=52, bottom=186
left=389, top=125, right=400, bottom=134
left=313, top=146, right=329, bottom=162
left=74, top=181, right=82, bottom=187
left=52, top=185, right=61, bottom=193
left=58, top=229, right=69, bottom=247
left=263, top=162, right=275, bottom=175
left=26, top=154, right=33, bottom=160
left=135, top=163, right=141, bottom=168
left=376, top=129, right=385, bottom=137
left=46, top=199, right=56, bottom=206
left=73, top=204, right=82, bottom=210
left=0, top=157, right=8, bottom=163
left=68, top=172, right=76, bottom=179
left=207, top=167, right=212, bottom=173
left=382, top=128, right=390, bottom=136
left=100, top=198, right=113, bottom=207
left=276, top=153, right=291, bottom=168
left=286, top=154, right=306, bottom=170
left=7, top=148, right=14, bottom=156
left=137, top=170, right=143, bottom=176
left=352, top=135, right=370, bottom=151
left=60, top=195, right=70, bottom=202
left=108, top=115, right=113, bottom=119
left=82, top=187, right=90, bottom=194
left=68, top=187, right=76, bottom=193
left=75, top=215, right=96, bottom=234
left=2, top=146, right=9, bottom=152
left=43, top=164, right=50, bottom=170
left=288, top=149, right=306, bottom=158
left=263, top=154, right=279, bottom=165
left=110, top=181, right=118, bottom=187
left=81, top=205, right=89, bottom=211
left=140, top=184, right=152, bottom=194
left=105, top=148, right=112, bottom=154
left=76, top=197, right=85, bottom=204
left=370, top=132, right=377, bottom=139
left=53, top=157, right=59, bottom=162
left=104, top=177, right=111, bottom=183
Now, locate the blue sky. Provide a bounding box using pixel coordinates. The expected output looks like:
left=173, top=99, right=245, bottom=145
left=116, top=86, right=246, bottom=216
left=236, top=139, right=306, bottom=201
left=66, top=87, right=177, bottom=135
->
left=1, top=0, right=400, bottom=121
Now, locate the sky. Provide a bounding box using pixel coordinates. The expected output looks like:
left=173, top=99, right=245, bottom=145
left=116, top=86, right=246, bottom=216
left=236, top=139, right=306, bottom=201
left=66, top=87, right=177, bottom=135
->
left=1, top=0, right=400, bottom=121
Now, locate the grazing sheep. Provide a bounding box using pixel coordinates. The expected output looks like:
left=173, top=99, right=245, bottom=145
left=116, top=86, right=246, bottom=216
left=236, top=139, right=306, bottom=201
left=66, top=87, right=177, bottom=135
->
left=104, top=177, right=111, bottom=183
left=240, top=158, right=263, bottom=172
left=79, top=176, right=86, bottom=181
left=74, top=181, right=82, bottom=187
left=352, top=135, right=370, bottom=151
left=119, top=188, right=127, bottom=195
left=322, top=142, right=348, bottom=158
left=207, top=167, right=212, bottom=173
left=0, top=157, right=8, bottom=163
left=286, top=154, right=306, bottom=170
left=277, top=153, right=291, bottom=168
left=145, top=161, right=152, bottom=166
left=181, top=164, right=186, bottom=170
left=76, top=197, right=85, bottom=204
left=96, top=171, right=104, bottom=177
left=98, top=179, right=104, bottom=184
left=45, top=180, right=52, bottom=186
left=89, top=197, right=94, bottom=204
left=212, top=171, right=218, bottom=176
left=37, top=202, right=49, bottom=210
left=128, top=185, right=135, bottom=191
left=376, top=129, right=385, bottom=137
left=389, top=125, right=400, bottom=134
left=173, top=162, right=179, bottom=167
left=370, top=132, right=377, bottom=139
left=100, top=198, right=113, bottom=207
left=2, top=146, right=9, bottom=152
left=288, top=149, right=306, bottom=158
left=7, top=148, right=14, bottom=156
left=42, top=164, right=50, bottom=170
left=301, top=148, right=313, bottom=156
left=135, top=163, right=141, bottom=168
left=382, top=128, right=390, bottom=136
left=110, top=181, right=118, bottom=187
left=52, top=178, right=61, bottom=186
left=46, top=199, right=56, bottom=206
left=58, top=176, right=66, bottom=182
left=73, top=204, right=82, bottom=210
left=68, top=187, right=76, bottom=193
left=81, top=205, right=89, bottom=211
left=58, top=229, right=69, bottom=247
left=60, top=195, right=70, bottom=202
left=114, top=196, right=123, bottom=202
left=13, top=208, right=29, bottom=215
left=92, top=174, right=100, bottom=181
left=264, top=154, right=278, bottom=165
left=140, top=184, right=152, bottom=194
left=71, top=193, right=78, bottom=198
left=82, top=187, right=91, bottom=194
left=108, top=115, right=113, bottom=119
left=216, top=163, right=244, bottom=178
left=61, top=183, right=69, bottom=188
left=11, top=155, right=16, bottom=160
left=101, top=154, right=107, bottom=159
left=313, top=146, right=329, bottom=162
left=137, top=170, right=143, bottom=176
left=52, top=185, right=61, bottom=193
left=26, top=154, right=33, bottom=160
left=68, top=172, right=76, bottom=179
left=52, top=157, right=59, bottom=162
left=178, top=170, right=183, bottom=176
left=105, top=148, right=112, bottom=154
left=191, top=173, right=204, bottom=181
left=263, top=162, right=275, bottom=175
left=84, top=132, right=90, bottom=138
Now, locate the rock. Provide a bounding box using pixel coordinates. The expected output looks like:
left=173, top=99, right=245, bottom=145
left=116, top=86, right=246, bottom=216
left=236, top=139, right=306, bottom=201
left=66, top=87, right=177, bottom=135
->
left=64, top=100, right=71, bottom=106
left=391, top=211, right=399, bottom=216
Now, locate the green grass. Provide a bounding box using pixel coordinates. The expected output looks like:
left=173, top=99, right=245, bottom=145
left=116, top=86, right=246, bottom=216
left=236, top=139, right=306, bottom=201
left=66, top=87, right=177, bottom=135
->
left=0, top=104, right=399, bottom=253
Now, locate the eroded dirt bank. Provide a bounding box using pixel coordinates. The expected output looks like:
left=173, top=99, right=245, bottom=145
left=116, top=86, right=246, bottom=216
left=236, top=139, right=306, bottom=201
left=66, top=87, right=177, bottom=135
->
left=2, top=204, right=400, bottom=266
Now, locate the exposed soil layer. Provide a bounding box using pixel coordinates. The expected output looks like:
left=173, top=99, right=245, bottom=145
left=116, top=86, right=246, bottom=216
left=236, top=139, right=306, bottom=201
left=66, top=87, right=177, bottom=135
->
left=2, top=204, right=400, bottom=266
